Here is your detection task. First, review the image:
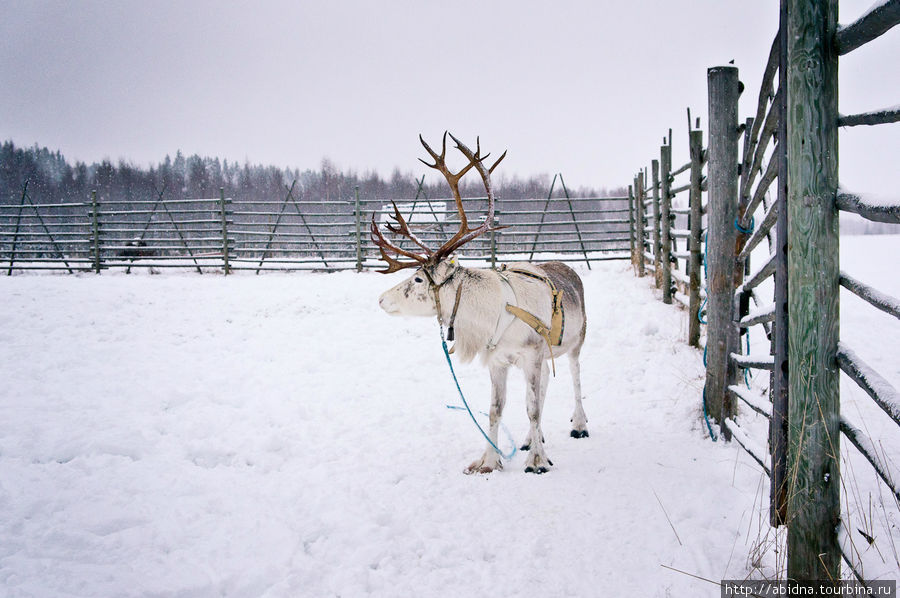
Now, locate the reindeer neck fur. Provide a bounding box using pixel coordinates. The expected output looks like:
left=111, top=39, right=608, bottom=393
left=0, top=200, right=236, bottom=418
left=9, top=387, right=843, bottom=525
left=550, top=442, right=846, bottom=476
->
left=435, top=266, right=503, bottom=365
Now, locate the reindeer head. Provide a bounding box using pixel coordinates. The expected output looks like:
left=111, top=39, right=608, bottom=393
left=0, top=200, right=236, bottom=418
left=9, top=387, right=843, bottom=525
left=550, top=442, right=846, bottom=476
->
left=374, top=132, right=505, bottom=318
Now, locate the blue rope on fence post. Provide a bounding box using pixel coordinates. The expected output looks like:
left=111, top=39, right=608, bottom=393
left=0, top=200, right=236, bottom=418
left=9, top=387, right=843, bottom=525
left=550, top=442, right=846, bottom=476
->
left=698, top=226, right=718, bottom=441
left=734, top=216, right=755, bottom=235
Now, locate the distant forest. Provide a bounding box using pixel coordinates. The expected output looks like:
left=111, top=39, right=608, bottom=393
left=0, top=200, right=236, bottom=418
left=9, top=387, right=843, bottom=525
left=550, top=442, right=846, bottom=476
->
left=0, top=140, right=625, bottom=206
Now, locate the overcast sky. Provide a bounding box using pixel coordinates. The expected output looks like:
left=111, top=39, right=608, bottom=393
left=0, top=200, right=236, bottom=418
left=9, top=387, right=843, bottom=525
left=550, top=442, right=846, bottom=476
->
left=1, top=0, right=896, bottom=195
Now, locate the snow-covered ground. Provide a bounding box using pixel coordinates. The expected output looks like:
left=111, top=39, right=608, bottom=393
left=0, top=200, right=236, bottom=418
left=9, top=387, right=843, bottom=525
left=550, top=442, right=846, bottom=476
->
left=1, top=237, right=897, bottom=596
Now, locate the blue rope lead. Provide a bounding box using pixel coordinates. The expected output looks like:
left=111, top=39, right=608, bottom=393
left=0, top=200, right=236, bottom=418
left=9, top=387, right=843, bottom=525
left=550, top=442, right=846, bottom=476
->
left=446, top=405, right=518, bottom=457
left=744, top=333, right=752, bottom=388
left=438, top=327, right=517, bottom=460
left=698, top=216, right=754, bottom=441
left=702, top=386, right=718, bottom=442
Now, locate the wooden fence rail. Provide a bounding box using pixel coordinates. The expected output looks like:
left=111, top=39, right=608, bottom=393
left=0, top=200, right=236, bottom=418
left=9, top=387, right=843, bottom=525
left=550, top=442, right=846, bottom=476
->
left=1, top=183, right=632, bottom=273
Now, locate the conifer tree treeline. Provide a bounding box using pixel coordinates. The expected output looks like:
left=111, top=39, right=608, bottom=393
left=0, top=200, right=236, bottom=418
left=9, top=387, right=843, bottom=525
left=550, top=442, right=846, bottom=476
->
left=1, top=140, right=625, bottom=206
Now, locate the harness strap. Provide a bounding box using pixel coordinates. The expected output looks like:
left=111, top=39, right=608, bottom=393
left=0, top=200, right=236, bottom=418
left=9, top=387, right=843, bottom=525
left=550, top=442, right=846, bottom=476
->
left=447, top=283, right=463, bottom=341
left=505, top=304, right=558, bottom=376
left=485, top=272, right=519, bottom=351
left=422, top=265, right=456, bottom=325
left=503, top=267, right=566, bottom=347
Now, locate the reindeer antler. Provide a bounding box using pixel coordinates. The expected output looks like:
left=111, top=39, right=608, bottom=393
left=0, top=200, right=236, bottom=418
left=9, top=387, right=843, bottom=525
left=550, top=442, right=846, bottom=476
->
left=371, top=132, right=506, bottom=274
left=369, top=201, right=431, bottom=274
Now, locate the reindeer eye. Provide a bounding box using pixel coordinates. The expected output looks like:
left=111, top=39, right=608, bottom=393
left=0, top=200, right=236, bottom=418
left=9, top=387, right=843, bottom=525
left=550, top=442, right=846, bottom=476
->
left=414, top=276, right=423, bottom=283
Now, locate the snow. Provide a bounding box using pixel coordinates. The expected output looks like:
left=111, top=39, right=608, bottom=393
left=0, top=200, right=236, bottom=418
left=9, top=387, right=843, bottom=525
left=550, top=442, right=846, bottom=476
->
left=1, top=236, right=898, bottom=594
left=0, top=261, right=771, bottom=596
left=740, top=302, right=775, bottom=327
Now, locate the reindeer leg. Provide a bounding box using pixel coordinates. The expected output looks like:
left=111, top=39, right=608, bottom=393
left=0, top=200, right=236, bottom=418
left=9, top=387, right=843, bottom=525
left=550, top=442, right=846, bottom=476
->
left=465, top=363, right=508, bottom=474
left=520, top=359, right=548, bottom=451
left=524, top=359, right=553, bottom=474
left=569, top=343, right=589, bottom=438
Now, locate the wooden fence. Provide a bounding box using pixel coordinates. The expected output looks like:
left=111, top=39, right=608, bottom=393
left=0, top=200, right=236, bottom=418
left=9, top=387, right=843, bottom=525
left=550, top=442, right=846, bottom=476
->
left=629, top=0, right=900, bottom=582
left=0, top=179, right=631, bottom=273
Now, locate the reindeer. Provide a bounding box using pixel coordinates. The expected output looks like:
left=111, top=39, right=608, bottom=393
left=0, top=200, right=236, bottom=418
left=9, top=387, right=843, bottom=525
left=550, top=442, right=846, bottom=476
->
left=374, top=133, right=588, bottom=474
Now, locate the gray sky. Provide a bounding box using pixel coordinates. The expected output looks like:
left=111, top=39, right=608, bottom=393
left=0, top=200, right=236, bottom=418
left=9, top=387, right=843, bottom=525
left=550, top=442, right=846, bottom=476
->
left=1, top=0, right=896, bottom=195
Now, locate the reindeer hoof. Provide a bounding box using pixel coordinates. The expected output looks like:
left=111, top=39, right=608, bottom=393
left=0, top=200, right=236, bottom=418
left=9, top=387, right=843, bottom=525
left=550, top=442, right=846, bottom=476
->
left=524, top=454, right=552, bottom=474
left=465, top=456, right=502, bottom=475
left=570, top=429, right=590, bottom=438
left=520, top=435, right=545, bottom=451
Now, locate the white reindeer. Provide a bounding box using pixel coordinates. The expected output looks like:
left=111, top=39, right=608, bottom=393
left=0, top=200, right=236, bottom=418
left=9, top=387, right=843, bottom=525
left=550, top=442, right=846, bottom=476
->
left=374, top=133, right=588, bottom=474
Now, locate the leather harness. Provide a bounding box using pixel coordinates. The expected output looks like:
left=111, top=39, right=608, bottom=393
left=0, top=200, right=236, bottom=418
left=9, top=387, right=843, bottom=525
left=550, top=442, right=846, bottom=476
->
left=501, top=266, right=565, bottom=375
left=429, top=264, right=565, bottom=375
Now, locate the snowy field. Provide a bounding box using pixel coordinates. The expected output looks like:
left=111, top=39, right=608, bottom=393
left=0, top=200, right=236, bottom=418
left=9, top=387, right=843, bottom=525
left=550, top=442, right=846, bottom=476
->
left=1, top=237, right=898, bottom=596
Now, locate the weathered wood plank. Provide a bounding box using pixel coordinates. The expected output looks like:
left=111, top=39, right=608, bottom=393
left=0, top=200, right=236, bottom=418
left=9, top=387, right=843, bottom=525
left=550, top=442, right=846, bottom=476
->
left=770, top=1, right=790, bottom=527
left=840, top=271, right=900, bottom=320
left=835, top=191, right=900, bottom=223
left=837, top=343, right=900, bottom=426
left=704, top=65, right=741, bottom=438
left=785, top=0, right=840, bottom=579
left=650, top=159, right=662, bottom=285
left=670, top=160, right=692, bottom=178
left=731, top=352, right=775, bottom=370
left=628, top=183, right=637, bottom=266
left=840, top=416, right=900, bottom=504
left=725, top=418, right=771, bottom=474
left=835, top=0, right=900, bottom=55
left=660, top=144, right=673, bottom=305
left=740, top=303, right=775, bottom=328
left=838, top=106, right=900, bottom=127
left=738, top=251, right=776, bottom=295
left=738, top=201, right=778, bottom=261
left=729, top=384, right=774, bottom=418
left=743, top=153, right=779, bottom=227
left=636, top=173, right=647, bottom=277
left=670, top=181, right=691, bottom=196
left=688, top=129, right=705, bottom=348
left=741, top=92, right=781, bottom=208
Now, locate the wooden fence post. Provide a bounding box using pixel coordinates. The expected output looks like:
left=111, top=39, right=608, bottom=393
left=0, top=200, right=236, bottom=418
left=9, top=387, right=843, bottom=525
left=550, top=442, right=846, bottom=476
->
left=650, top=160, right=661, bottom=285
left=634, top=177, right=647, bottom=276
left=91, top=190, right=101, bottom=274
left=490, top=209, right=499, bottom=270
left=627, top=183, right=636, bottom=268
left=636, top=172, right=646, bottom=277
left=355, top=186, right=363, bottom=272
left=219, top=187, right=230, bottom=275
left=660, top=143, right=673, bottom=304
left=688, top=129, right=704, bottom=347
left=704, top=65, right=740, bottom=437
left=770, top=0, right=790, bottom=529
left=785, top=0, right=840, bottom=580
